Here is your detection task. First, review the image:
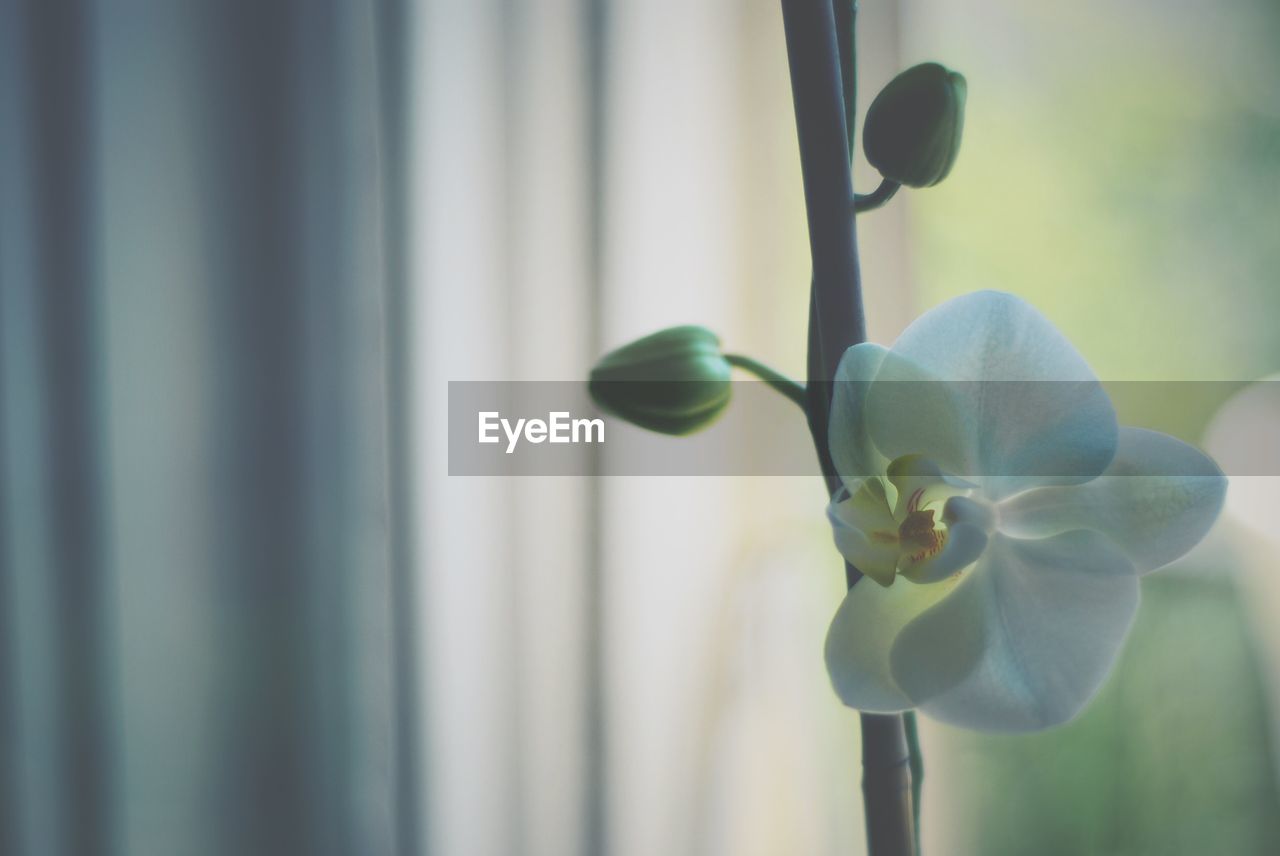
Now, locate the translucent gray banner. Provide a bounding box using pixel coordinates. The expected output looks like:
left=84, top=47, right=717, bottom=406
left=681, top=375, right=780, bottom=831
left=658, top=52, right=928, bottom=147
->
left=448, top=381, right=1278, bottom=476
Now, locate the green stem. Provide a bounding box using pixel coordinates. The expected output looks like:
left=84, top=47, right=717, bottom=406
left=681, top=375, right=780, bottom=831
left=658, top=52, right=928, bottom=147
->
left=724, top=353, right=807, bottom=411
left=780, top=1, right=917, bottom=854
left=904, top=711, right=924, bottom=853
left=860, top=713, right=916, bottom=856
left=854, top=178, right=901, bottom=213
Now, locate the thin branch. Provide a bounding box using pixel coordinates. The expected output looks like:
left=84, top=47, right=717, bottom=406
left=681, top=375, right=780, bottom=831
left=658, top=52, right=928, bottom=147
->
left=834, top=0, right=857, bottom=160
left=854, top=178, right=902, bottom=213
left=724, top=354, right=808, bottom=410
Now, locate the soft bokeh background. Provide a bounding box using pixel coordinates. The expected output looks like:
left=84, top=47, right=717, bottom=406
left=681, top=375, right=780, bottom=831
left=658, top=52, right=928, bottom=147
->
left=419, top=0, right=1280, bottom=854
left=3, top=1, right=1278, bottom=855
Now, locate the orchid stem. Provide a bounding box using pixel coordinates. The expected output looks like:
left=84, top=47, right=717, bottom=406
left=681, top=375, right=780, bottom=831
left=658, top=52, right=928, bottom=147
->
left=861, top=714, right=916, bottom=856
left=904, top=710, right=924, bottom=852
left=724, top=354, right=807, bottom=410
left=780, top=1, right=917, bottom=854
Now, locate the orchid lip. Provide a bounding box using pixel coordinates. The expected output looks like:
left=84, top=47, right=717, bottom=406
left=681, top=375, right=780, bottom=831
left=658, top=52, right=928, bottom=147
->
left=829, top=454, right=992, bottom=587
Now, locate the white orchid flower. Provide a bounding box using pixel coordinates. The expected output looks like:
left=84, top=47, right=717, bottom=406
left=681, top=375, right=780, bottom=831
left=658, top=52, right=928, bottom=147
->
left=824, top=291, right=1226, bottom=733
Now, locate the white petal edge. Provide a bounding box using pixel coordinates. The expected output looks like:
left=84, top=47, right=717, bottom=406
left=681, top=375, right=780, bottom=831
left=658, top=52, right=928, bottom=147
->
left=889, top=530, right=1138, bottom=733
left=824, top=573, right=962, bottom=713
left=885, top=291, right=1101, bottom=384
left=827, top=483, right=900, bottom=586
left=866, top=291, right=1118, bottom=499
left=829, top=342, right=891, bottom=491
left=998, top=427, right=1227, bottom=573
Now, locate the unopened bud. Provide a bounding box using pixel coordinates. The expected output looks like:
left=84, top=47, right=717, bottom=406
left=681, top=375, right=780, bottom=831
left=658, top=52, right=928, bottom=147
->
left=588, top=326, right=732, bottom=435
left=863, top=62, right=967, bottom=188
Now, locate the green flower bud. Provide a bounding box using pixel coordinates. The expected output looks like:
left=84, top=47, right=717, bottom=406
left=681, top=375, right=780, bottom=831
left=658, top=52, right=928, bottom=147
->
left=588, top=325, right=732, bottom=435
left=863, top=62, right=967, bottom=188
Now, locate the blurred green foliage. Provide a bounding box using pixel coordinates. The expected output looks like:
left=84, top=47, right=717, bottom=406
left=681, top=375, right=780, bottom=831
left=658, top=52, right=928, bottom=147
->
left=911, top=0, right=1280, bottom=384
left=944, top=573, right=1280, bottom=856
left=904, top=0, right=1280, bottom=850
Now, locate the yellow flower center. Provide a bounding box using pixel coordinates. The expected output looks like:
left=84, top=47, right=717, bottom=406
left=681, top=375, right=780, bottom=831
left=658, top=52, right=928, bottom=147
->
left=885, top=484, right=951, bottom=572
left=835, top=459, right=973, bottom=587
left=899, top=509, right=944, bottom=556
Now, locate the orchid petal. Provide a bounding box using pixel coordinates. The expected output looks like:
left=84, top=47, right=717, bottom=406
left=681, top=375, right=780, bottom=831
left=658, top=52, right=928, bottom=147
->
left=998, top=427, right=1226, bottom=573
left=827, top=480, right=900, bottom=586
left=866, top=292, right=1118, bottom=498
left=862, top=351, right=972, bottom=482
left=829, top=343, right=891, bottom=490
left=824, top=572, right=963, bottom=713
left=889, top=531, right=1138, bottom=732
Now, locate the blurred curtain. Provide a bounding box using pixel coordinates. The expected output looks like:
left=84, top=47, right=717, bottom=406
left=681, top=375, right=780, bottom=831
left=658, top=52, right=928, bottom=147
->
left=0, top=2, right=415, bottom=855
left=411, top=2, right=907, bottom=855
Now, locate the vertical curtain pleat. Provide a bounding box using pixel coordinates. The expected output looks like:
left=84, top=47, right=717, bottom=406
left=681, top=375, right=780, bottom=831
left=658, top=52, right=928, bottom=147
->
left=1, top=3, right=115, bottom=855
left=580, top=0, right=610, bottom=854
left=194, top=7, right=320, bottom=850
left=417, top=3, right=516, bottom=855
left=372, top=2, right=425, bottom=855
left=2, top=0, right=406, bottom=853
left=114, top=2, right=394, bottom=853
left=0, top=337, right=12, bottom=856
